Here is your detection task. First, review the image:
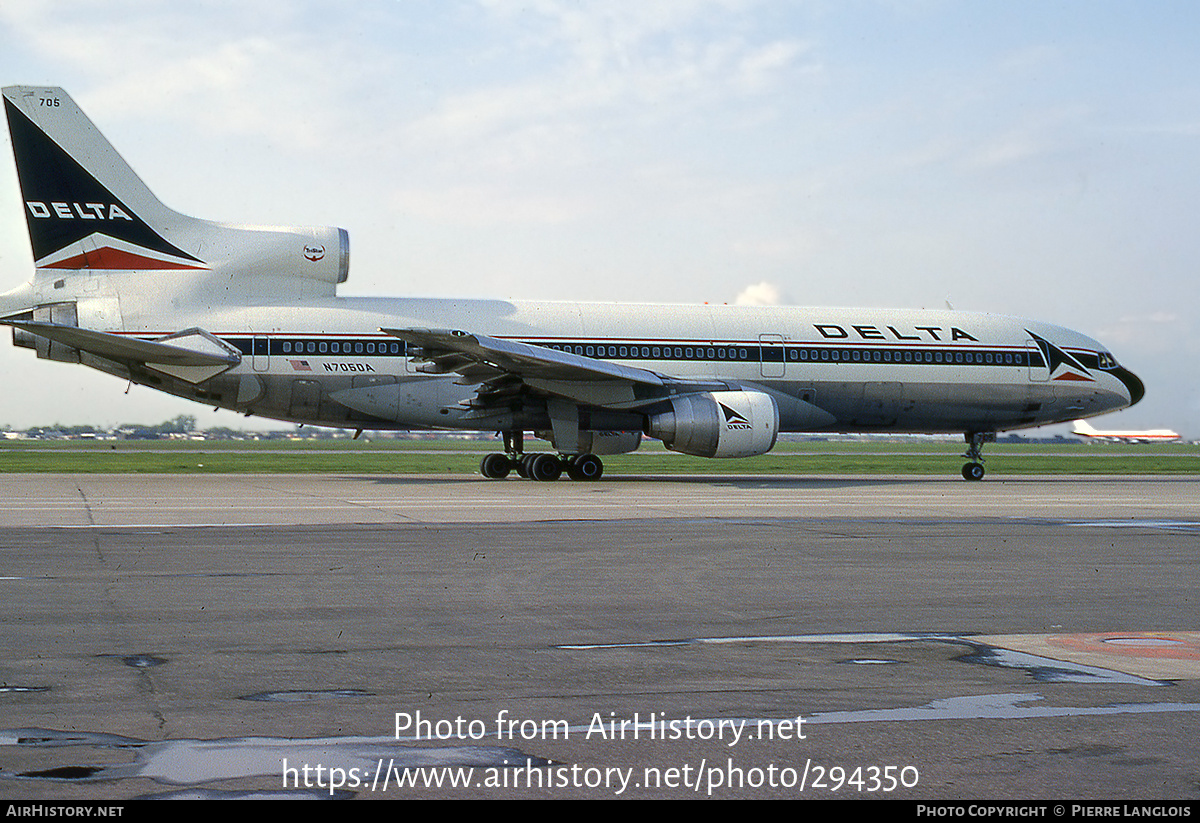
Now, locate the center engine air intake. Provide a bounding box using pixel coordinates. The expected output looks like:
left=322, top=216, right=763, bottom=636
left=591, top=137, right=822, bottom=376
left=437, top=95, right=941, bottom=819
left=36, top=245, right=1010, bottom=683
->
left=646, top=390, right=779, bottom=458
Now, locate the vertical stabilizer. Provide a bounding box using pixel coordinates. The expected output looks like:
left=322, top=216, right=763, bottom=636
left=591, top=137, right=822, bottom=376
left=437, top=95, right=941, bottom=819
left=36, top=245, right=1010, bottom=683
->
left=4, top=86, right=206, bottom=271
left=3, top=86, right=349, bottom=294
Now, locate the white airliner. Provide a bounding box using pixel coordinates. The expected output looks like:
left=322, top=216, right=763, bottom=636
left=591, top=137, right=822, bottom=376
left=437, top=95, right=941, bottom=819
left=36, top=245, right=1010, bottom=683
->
left=1072, top=419, right=1179, bottom=444
left=1, top=86, right=1144, bottom=481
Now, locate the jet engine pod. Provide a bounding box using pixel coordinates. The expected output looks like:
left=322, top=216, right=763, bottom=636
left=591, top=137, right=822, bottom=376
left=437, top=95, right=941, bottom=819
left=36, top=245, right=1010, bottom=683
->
left=646, top=390, right=779, bottom=458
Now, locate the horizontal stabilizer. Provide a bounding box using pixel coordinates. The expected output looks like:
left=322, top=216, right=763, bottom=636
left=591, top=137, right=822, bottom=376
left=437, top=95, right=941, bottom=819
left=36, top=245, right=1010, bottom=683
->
left=1, top=321, right=240, bottom=367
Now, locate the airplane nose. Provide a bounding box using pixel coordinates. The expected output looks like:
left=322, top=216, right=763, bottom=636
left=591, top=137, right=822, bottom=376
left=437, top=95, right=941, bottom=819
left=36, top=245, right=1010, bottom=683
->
left=1114, top=367, right=1145, bottom=406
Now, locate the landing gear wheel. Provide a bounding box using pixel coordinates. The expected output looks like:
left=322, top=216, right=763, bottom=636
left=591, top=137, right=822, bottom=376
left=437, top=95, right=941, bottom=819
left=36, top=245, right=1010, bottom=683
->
left=529, top=453, right=563, bottom=482
left=566, top=453, right=604, bottom=481
left=960, top=431, right=994, bottom=481
left=480, top=453, right=511, bottom=479
left=516, top=454, right=534, bottom=479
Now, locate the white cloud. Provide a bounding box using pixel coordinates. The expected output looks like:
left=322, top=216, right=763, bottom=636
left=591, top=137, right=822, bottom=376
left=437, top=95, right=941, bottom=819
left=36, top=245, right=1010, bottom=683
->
left=734, top=280, right=789, bottom=306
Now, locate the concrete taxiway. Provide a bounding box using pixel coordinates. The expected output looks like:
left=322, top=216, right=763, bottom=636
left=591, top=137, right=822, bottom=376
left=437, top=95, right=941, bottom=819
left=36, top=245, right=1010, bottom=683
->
left=0, top=474, right=1196, bottom=799
left=0, top=472, right=1196, bottom=526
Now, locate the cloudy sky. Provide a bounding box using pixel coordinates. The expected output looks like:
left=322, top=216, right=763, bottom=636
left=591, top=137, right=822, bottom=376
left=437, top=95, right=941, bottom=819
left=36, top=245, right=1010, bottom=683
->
left=0, top=1, right=1197, bottom=436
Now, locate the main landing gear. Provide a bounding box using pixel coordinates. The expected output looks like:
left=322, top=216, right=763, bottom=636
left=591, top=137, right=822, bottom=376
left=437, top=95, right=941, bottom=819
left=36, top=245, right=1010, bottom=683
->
left=479, top=431, right=604, bottom=481
left=961, top=431, right=994, bottom=481
left=479, top=452, right=604, bottom=481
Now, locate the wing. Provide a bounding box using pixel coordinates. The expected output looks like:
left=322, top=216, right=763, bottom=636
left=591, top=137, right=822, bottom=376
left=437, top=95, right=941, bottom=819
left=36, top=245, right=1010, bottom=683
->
left=381, top=327, right=684, bottom=410
left=380, top=327, right=794, bottom=458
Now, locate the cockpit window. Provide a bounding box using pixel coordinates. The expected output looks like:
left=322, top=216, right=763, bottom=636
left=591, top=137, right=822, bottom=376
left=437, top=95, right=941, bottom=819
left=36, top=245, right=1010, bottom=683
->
left=1097, top=351, right=1118, bottom=369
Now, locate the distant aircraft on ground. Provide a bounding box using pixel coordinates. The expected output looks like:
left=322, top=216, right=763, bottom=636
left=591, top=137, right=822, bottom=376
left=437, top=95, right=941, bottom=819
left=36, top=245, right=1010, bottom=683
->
left=1072, top=419, right=1179, bottom=444
left=1, top=86, right=1143, bottom=481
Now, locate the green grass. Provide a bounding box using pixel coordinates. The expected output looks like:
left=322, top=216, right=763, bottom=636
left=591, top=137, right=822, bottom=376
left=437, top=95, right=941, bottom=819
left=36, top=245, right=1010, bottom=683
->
left=0, top=438, right=1194, bottom=474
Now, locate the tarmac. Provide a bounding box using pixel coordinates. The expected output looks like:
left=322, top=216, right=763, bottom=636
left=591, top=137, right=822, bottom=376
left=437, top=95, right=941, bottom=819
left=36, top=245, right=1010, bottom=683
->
left=0, top=473, right=1196, bottom=799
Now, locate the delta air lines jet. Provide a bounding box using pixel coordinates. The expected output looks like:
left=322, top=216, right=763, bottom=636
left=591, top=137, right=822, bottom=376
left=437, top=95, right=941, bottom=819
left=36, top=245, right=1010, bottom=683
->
left=1, top=86, right=1143, bottom=480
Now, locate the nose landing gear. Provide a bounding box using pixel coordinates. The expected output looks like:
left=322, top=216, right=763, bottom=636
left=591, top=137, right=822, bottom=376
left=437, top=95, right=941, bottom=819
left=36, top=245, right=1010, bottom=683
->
left=961, top=431, right=994, bottom=481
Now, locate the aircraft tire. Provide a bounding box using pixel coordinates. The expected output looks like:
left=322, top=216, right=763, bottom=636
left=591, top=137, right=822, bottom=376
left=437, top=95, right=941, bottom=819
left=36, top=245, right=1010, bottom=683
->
left=480, top=453, right=511, bottom=479
left=515, top=454, right=533, bottom=478
left=530, top=453, right=563, bottom=481
left=961, top=462, right=985, bottom=481
left=566, top=453, right=604, bottom=481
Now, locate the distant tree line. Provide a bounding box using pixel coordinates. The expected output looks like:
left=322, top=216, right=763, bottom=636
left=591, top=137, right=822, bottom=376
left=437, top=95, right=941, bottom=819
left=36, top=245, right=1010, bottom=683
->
left=18, top=415, right=198, bottom=440
left=23, top=423, right=106, bottom=438
left=114, top=415, right=197, bottom=439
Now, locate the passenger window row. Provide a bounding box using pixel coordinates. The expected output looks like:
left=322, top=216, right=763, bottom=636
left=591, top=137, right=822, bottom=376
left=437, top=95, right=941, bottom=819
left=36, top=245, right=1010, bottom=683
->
left=232, top=336, right=1048, bottom=369
left=276, top=339, right=405, bottom=356
left=541, top=342, right=1037, bottom=367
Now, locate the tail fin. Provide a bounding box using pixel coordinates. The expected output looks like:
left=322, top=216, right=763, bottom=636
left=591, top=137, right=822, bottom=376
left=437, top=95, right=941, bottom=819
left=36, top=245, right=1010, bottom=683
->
left=3, top=86, right=348, bottom=291
left=1072, top=419, right=1096, bottom=435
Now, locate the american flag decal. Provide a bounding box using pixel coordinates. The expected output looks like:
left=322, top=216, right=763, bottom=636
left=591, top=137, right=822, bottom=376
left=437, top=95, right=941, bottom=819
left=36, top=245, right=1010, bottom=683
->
left=288, top=360, right=312, bottom=371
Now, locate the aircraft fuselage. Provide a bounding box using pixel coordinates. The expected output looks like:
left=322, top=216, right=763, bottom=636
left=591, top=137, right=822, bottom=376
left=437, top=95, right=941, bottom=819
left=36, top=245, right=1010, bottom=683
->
left=49, top=286, right=1137, bottom=437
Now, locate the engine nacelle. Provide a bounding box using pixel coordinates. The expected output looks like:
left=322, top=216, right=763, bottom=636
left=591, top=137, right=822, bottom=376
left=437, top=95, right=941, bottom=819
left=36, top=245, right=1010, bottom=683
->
left=218, top=224, right=350, bottom=286
left=646, top=390, right=779, bottom=458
